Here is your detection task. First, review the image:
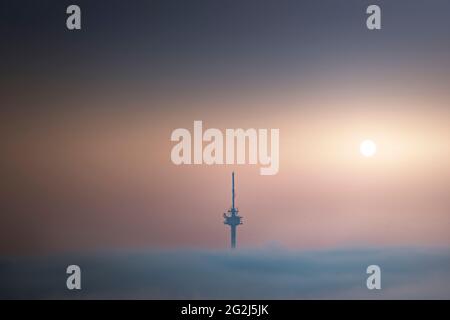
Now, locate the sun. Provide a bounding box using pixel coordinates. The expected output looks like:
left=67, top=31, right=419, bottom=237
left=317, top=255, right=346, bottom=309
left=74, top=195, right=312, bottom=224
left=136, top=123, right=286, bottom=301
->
left=360, top=139, right=377, bottom=157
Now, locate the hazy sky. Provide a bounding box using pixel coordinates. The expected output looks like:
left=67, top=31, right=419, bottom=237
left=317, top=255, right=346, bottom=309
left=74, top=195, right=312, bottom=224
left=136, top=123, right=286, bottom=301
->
left=1, top=0, right=450, bottom=255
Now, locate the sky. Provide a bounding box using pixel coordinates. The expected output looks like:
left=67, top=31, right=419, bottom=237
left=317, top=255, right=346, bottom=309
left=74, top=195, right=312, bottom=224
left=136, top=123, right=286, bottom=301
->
left=0, top=0, right=450, bottom=299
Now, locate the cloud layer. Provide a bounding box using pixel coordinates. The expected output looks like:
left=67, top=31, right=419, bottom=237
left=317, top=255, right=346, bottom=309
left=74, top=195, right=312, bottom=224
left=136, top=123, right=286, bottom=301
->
left=1, top=247, right=450, bottom=299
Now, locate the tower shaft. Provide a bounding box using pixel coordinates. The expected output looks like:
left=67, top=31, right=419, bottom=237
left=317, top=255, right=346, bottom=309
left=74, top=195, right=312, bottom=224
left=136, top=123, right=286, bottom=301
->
left=231, top=225, right=236, bottom=249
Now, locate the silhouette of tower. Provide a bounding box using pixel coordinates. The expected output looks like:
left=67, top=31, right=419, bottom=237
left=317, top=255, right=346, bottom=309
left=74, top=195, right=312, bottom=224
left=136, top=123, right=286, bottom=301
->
left=223, top=172, right=243, bottom=249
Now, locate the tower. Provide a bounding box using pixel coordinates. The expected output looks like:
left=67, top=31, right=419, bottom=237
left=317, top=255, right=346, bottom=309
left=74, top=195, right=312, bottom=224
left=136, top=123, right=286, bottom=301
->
left=223, top=172, right=243, bottom=249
